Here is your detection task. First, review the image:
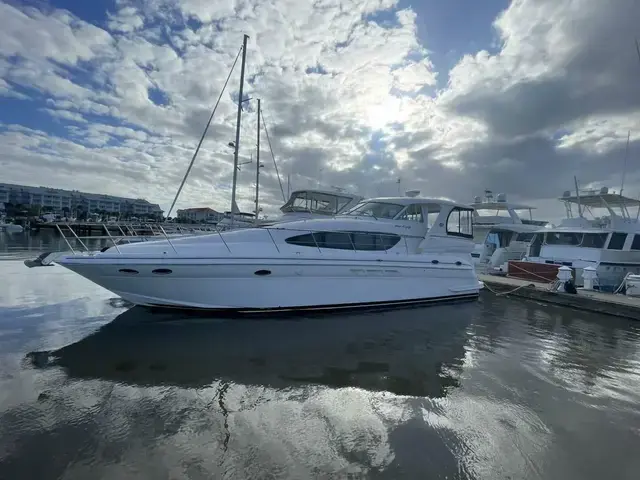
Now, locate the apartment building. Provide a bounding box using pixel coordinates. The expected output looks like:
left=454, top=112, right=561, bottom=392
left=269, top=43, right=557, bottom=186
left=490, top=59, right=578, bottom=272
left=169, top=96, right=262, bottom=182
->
left=176, top=207, right=224, bottom=223
left=0, top=183, right=163, bottom=217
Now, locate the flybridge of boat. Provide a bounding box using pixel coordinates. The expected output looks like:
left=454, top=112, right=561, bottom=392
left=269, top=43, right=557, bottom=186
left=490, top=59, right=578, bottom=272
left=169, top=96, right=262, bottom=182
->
left=470, top=190, right=543, bottom=225
left=560, top=186, right=640, bottom=230
left=279, top=188, right=363, bottom=216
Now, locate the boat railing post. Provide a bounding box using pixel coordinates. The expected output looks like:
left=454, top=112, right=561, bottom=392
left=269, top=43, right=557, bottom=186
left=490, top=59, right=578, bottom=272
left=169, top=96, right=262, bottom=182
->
left=158, top=225, right=179, bottom=254
left=347, top=232, right=356, bottom=252
left=117, top=224, right=127, bottom=237
left=213, top=224, right=232, bottom=253
left=310, top=230, right=322, bottom=253
left=266, top=227, right=281, bottom=253
left=56, top=224, right=76, bottom=254
left=65, top=223, right=89, bottom=252
left=378, top=233, right=387, bottom=254
left=103, top=224, right=122, bottom=254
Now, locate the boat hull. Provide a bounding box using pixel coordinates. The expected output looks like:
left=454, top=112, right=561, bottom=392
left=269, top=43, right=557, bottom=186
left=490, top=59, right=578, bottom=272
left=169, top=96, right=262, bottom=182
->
left=57, top=257, right=481, bottom=312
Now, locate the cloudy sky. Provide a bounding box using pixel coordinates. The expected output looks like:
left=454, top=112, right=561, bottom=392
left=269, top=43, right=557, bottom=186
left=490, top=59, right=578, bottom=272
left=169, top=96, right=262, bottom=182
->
left=1, top=0, right=639, bottom=221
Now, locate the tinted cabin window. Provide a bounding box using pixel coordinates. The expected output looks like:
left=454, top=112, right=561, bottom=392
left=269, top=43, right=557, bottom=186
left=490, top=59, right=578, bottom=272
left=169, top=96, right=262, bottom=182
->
left=608, top=233, right=627, bottom=250
left=285, top=232, right=401, bottom=251
left=545, top=232, right=581, bottom=245
left=446, top=208, right=473, bottom=238
left=581, top=233, right=608, bottom=248
left=515, top=232, right=535, bottom=242
left=396, top=204, right=424, bottom=222
left=631, top=235, right=640, bottom=251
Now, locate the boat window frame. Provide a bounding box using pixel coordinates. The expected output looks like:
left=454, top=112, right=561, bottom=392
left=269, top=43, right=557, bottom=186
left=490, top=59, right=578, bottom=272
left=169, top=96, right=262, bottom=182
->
left=394, top=203, right=424, bottom=223
left=341, top=201, right=406, bottom=220
left=285, top=230, right=402, bottom=251
left=281, top=191, right=356, bottom=215
left=514, top=232, right=535, bottom=243
left=446, top=207, right=474, bottom=239
left=631, top=234, right=640, bottom=251
left=607, top=232, right=627, bottom=250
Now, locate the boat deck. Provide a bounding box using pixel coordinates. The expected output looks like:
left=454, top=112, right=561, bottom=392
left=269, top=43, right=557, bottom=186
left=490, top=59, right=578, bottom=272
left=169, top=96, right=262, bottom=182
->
left=479, top=274, right=640, bottom=321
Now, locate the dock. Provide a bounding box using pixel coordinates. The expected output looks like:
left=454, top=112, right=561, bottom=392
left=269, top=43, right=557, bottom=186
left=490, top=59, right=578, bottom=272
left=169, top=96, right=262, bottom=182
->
left=479, top=274, right=640, bottom=321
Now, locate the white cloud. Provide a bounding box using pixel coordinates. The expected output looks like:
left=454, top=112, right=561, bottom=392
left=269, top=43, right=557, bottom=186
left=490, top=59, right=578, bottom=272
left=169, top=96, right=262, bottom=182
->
left=0, top=0, right=639, bottom=219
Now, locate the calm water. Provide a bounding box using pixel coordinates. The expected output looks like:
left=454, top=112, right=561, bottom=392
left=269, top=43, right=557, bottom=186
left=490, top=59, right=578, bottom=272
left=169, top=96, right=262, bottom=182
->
left=1, top=231, right=640, bottom=479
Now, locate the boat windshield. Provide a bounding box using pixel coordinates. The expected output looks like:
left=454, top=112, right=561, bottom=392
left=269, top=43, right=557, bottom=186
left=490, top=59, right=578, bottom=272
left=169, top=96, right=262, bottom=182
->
left=474, top=208, right=514, bottom=218
left=280, top=191, right=354, bottom=215
left=342, top=201, right=405, bottom=219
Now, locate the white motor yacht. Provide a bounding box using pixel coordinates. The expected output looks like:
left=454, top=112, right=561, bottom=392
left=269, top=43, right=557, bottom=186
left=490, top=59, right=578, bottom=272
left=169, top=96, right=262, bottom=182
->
left=54, top=194, right=482, bottom=312
left=519, top=186, right=640, bottom=290
left=470, top=190, right=547, bottom=270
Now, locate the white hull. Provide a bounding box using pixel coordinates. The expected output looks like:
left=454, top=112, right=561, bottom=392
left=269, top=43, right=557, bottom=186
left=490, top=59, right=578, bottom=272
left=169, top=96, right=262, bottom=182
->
left=59, top=256, right=481, bottom=311
left=1, top=223, right=24, bottom=233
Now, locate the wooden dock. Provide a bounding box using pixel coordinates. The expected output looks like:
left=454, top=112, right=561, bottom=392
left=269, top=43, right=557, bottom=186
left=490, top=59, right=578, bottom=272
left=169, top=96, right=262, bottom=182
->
left=479, top=274, right=640, bottom=321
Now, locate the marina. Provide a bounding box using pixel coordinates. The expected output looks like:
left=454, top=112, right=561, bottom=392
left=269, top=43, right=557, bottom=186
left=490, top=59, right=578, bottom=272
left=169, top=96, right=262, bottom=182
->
left=1, top=1, right=640, bottom=477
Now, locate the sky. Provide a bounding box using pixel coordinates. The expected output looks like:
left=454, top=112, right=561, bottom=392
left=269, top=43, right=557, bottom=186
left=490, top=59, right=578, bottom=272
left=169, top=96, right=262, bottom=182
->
left=1, top=0, right=639, bottom=222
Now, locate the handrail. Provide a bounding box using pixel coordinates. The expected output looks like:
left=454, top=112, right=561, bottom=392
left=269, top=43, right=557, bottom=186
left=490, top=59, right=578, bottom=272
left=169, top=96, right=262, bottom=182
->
left=158, top=225, right=179, bottom=254
left=213, top=224, right=232, bottom=253
left=64, top=223, right=89, bottom=252
left=55, top=224, right=76, bottom=254
left=103, top=224, right=122, bottom=254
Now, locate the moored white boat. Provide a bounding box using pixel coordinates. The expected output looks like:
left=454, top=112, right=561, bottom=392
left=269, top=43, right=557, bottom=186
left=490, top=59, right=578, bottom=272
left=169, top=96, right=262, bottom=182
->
left=0, top=222, right=24, bottom=233
left=55, top=194, right=482, bottom=312
left=521, top=186, right=640, bottom=290
left=470, top=190, right=548, bottom=270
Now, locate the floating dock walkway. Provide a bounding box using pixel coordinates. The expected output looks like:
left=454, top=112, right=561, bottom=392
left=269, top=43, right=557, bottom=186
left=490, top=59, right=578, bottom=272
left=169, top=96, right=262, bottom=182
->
left=479, top=274, right=640, bottom=321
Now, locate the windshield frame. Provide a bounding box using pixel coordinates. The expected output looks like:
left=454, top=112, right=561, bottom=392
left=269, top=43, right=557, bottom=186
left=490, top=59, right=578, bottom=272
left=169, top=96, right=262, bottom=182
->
left=341, top=201, right=407, bottom=220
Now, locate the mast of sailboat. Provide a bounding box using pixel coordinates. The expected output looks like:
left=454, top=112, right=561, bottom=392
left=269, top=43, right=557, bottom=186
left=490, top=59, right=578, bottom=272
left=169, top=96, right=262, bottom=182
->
left=254, top=99, right=261, bottom=225
left=230, top=34, right=249, bottom=222
left=574, top=176, right=582, bottom=218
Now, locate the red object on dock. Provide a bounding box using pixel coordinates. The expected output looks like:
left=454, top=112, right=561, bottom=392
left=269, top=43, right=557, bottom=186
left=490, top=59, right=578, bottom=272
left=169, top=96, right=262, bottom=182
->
left=507, top=261, right=562, bottom=283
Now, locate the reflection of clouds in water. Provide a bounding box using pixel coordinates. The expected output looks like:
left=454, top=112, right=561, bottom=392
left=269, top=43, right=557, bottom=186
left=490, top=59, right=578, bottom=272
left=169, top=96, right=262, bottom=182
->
left=0, top=379, right=400, bottom=478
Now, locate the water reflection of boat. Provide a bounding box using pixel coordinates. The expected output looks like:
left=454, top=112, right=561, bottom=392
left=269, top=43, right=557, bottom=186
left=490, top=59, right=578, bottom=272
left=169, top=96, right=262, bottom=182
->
left=27, top=303, right=477, bottom=396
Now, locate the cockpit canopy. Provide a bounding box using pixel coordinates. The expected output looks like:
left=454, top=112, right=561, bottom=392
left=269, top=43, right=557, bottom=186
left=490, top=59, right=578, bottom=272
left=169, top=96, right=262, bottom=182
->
left=280, top=190, right=359, bottom=215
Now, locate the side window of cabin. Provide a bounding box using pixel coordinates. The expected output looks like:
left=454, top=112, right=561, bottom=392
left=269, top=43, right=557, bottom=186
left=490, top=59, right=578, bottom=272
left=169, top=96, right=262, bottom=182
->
left=446, top=208, right=473, bottom=238
left=396, top=204, right=424, bottom=222
left=631, top=235, right=640, bottom=251
left=581, top=233, right=608, bottom=249
left=285, top=232, right=401, bottom=251
left=515, top=232, right=535, bottom=242
left=607, top=233, right=627, bottom=250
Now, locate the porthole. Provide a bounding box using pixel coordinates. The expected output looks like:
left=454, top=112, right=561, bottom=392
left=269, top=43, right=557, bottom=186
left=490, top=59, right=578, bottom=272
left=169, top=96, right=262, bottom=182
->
left=119, top=268, right=139, bottom=274
left=431, top=260, right=439, bottom=264
left=152, top=268, right=173, bottom=275
left=254, top=269, right=271, bottom=276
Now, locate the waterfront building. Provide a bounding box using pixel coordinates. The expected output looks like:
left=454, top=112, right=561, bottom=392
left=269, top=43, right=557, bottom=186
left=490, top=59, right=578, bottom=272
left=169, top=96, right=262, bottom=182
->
left=0, top=183, right=163, bottom=218
left=176, top=207, right=224, bottom=223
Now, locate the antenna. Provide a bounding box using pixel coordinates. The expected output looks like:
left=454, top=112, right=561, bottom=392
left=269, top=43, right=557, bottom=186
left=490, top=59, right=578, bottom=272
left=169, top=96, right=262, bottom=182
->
left=621, top=130, right=630, bottom=196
